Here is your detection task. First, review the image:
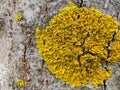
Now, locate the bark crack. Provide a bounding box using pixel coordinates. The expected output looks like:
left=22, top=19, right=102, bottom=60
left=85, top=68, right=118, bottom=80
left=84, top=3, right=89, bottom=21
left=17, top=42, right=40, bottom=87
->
left=107, top=32, right=117, bottom=59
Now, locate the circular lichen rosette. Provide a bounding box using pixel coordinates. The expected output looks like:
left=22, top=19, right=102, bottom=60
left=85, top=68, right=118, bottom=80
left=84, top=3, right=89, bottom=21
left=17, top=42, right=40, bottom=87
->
left=36, top=1, right=119, bottom=87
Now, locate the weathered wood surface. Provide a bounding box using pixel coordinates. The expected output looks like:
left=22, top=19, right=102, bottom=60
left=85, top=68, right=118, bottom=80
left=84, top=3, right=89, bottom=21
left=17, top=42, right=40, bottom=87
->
left=0, top=0, right=120, bottom=90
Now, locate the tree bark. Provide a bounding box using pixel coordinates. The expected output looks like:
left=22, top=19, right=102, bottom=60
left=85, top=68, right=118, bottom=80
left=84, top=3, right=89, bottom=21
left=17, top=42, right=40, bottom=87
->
left=0, top=0, right=120, bottom=90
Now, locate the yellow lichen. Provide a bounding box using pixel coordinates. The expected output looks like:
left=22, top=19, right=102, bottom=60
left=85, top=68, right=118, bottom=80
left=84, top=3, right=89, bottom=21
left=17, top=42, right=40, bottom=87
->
left=17, top=79, right=24, bottom=87
left=15, top=12, right=23, bottom=21
left=36, top=1, right=119, bottom=87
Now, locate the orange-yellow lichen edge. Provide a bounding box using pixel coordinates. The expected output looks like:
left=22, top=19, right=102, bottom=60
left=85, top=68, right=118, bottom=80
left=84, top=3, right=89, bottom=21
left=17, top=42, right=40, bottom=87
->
left=35, top=1, right=119, bottom=87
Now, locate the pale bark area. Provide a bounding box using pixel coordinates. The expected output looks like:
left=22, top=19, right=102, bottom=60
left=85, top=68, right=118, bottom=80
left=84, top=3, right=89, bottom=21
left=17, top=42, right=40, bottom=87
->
left=0, top=0, right=120, bottom=90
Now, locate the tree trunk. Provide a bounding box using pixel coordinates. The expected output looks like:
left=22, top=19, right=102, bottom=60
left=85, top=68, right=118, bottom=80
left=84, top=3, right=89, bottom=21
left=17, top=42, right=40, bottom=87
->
left=0, top=0, right=120, bottom=90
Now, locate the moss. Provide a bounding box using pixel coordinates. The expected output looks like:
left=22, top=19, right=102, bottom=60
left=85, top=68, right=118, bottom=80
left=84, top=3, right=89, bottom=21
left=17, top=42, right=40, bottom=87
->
left=36, top=1, right=119, bottom=87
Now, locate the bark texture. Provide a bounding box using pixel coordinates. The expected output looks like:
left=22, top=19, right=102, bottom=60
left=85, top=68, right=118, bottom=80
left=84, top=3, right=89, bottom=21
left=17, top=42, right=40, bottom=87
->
left=0, top=0, right=120, bottom=90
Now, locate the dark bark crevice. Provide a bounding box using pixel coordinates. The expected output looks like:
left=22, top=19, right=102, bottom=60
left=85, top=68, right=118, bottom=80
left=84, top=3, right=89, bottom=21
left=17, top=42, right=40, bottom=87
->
left=80, top=0, right=83, bottom=7
left=103, top=80, right=107, bottom=90
left=106, top=32, right=117, bottom=59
